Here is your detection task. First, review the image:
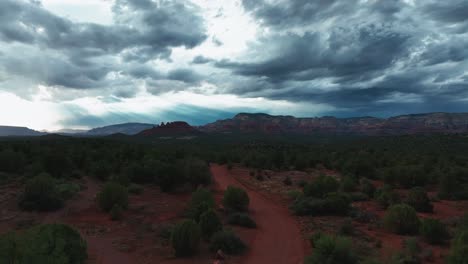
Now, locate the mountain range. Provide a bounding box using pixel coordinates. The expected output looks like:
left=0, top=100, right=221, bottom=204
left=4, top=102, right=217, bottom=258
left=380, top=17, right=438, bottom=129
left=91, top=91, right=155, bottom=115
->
left=2, top=112, right=468, bottom=137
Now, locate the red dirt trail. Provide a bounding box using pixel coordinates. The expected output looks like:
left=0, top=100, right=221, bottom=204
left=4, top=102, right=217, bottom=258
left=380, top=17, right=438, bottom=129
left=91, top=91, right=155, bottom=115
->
left=210, top=164, right=306, bottom=264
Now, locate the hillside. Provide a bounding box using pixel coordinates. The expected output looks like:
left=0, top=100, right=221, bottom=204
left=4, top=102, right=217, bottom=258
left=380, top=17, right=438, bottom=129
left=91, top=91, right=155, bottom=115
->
left=0, top=126, right=45, bottom=137
left=200, top=112, right=468, bottom=135
left=84, top=123, right=154, bottom=136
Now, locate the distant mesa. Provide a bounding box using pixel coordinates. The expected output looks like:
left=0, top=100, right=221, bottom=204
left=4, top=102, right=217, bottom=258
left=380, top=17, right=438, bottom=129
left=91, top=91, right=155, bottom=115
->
left=0, top=126, right=45, bottom=137
left=2, top=112, right=468, bottom=137
left=138, top=121, right=199, bottom=136
left=84, top=123, right=154, bottom=136
left=200, top=112, right=468, bottom=135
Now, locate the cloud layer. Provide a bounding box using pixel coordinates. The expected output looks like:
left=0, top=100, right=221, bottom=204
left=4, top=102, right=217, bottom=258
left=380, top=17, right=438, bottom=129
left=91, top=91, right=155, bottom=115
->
left=0, top=0, right=467, bottom=129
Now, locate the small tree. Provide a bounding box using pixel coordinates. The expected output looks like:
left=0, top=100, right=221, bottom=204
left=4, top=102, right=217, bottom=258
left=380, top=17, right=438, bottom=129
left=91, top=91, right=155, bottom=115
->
left=406, top=187, right=433, bottom=213
left=304, top=175, right=339, bottom=198
left=223, top=186, right=249, bottom=212
left=110, top=204, right=123, bottom=221
left=210, top=230, right=247, bottom=255
left=188, top=188, right=215, bottom=221
left=199, top=209, right=222, bottom=240
left=420, top=218, right=449, bottom=245
left=171, top=220, right=201, bottom=257
left=447, top=229, right=468, bottom=264
left=375, top=185, right=400, bottom=209
left=227, top=213, right=257, bottom=228
left=305, top=234, right=358, bottom=264
left=0, top=224, right=87, bottom=263
left=19, top=174, right=63, bottom=211
left=97, top=182, right=128, bottom=212
left=360, top=178, right=376, bottom=197
left=383, top=204, right=420, bottom=235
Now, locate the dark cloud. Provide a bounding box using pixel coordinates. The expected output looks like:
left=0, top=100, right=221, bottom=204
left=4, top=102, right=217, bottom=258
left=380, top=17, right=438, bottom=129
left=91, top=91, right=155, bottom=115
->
left=0, top=0, right=207, bottom=90
left=192, top=55, right=213, bottom=64
left=167, top=69, right=202, bottom=84
left=423, top=0, right=468, bottom=23
left=209, top=0, right=468, bottom=116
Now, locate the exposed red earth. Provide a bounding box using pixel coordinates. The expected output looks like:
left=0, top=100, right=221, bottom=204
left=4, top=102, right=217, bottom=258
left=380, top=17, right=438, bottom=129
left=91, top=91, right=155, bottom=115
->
left=210, top=164, right=307, bottom=264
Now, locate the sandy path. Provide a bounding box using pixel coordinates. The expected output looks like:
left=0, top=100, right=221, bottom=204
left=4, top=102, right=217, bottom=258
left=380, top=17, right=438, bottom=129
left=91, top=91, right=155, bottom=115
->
left=210, top=164, right=306, bottom=264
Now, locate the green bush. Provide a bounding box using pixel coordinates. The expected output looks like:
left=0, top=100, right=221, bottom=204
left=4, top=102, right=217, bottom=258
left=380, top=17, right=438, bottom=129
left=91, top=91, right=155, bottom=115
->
left=406, top=187, right=433, bottom=213
left=97, top=182, right=128, bottom=212
left=447, top=229, right=468, bottom=264
left=110, top=204, right=123, bottom=221
left=171, top=220, right=201, bottom=257
left=305, top=234, right=357, bottom=264
left=304, top=175, right=339, bottom=198
left=19, top=174, right=63, bottom=211
left=199, top=209, right=222, bottom=239
left=339, top=219, right=354, bottom=236
left=227, top=213, right=257, bottom=228
left=340, top=176, right=357, bottom=192
left=383, top=204, right=420, bottom=235
left=283, top=176, right=292, bottom=186
left=291, top=193, right=351, bottom=216
left=188, top=188, right=215, bottom=221
left=210, top=230, right=247, bottom=255
left=223, top=186, right=249, bottom=212
left=128, top=183, right=143, bottom=195
left=0, top=224, right=87, bottom=264
left=57, top=182, right=81, bottom=200
left=360, top=178, right=376, bottom=197
left=348, top=192, right=369, bottom=201
left=375, top=185, right=400, bottom=209
left=287, top=190, right=303, bottom=201
left=420, top=218, right=449, bottom=245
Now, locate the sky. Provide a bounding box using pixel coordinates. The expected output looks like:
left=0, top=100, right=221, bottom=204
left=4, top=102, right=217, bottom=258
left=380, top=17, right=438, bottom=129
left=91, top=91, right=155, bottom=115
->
left=0, top=0, right=467, bottom=130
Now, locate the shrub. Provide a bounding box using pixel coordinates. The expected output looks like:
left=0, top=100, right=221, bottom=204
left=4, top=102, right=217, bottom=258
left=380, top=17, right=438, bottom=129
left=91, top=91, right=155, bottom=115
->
left=420, top=218, right=449, bottom=245
left=305, top=234, right=358, bottom=264
left=298, top=179, right=307, bottom=188
left=291, top=193, right=351, bottom=216
left=361, top=178, right=376, bottom=197
left=110, top=204, right=123, bottom=221
left=287, top=190, right=303, bottom=201
left=171, top=220, right=201, bottom=257
left=447, top=229, right=468, bottom=264
left=128, top=183, right=143, bottom=195
left=97, top=182, right=128, bottom=212
left=339, top=219, right=354, bottom=236
left=57, top=182, right=81, bottom=200
left=375, top=185, right=400, bottom=209
left=222, top=186, right=249, bottom=212
left=210, top=230, right=247, bottom=255
left=304, top=175, right=339, bottom=198
left=227, top=213, right=257, bottom=228
left=383, top=204, right=420, bottom=235
left=0, top=224, right=87, bottom=264
left=19, top=174, right=63, bottom=211
left=348, top=192, right=369, bottom=201
left=406, top=187, right=433, bottom=213
left=188, top=188, right=215, bottom=221
left=199, top=209, right=222, bottom=240
left=283, top=176, right=293, bottom=186
left=340, top=176, right=357, bottom=192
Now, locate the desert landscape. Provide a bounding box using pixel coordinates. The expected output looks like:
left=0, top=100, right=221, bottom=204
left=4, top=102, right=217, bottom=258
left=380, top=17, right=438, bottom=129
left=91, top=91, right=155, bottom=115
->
left=1, top=0, right=468, bottom=263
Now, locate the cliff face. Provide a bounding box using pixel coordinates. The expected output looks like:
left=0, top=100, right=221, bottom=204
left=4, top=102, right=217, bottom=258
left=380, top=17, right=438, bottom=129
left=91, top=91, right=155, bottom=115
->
left=138, top=121, right=199, bottom=136
left=200, top=112, right=468, bottom=135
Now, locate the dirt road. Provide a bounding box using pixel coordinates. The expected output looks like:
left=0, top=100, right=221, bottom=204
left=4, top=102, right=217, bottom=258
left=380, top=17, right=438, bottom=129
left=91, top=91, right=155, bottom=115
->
left=210, top=164, right=306, bottom=264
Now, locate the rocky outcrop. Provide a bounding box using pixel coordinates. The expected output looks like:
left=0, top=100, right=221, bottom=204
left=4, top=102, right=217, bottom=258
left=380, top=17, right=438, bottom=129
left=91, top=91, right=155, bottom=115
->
left=138, top=121, right=199, bottom=136
left=200, top=112, right=468, bottom=135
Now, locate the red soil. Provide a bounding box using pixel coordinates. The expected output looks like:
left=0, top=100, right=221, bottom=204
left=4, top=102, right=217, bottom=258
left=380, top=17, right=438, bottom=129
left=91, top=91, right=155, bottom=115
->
left=210, top=164, right=307, bottom=264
